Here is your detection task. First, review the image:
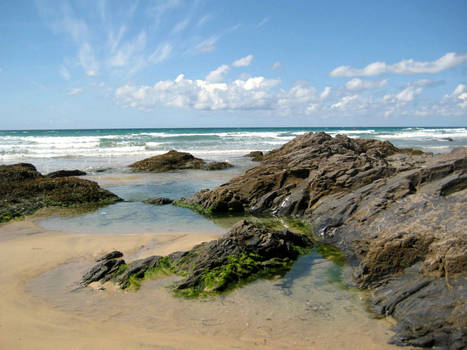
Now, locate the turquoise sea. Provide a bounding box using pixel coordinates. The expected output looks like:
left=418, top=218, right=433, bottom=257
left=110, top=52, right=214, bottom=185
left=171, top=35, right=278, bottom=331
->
left=1, top=127, right=466, bottom=173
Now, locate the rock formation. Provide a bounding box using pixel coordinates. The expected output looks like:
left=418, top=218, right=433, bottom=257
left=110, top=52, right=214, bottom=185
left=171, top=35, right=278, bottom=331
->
left=0, top=163, right=121, bottom=223
left=177, top=132, right=467, bottom=348
left=142, top=197, right=173, bottom=205
left=244, top=151, right=264, bottom=161
left=81, top=220, right=312, bottom=296
left=130, top=150, right=232, bottom=172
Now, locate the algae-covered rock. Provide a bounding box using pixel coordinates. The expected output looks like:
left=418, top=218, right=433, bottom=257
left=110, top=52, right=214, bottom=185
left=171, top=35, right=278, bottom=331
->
left=244, top=151, right=264, bottom=161
left=175, top=133, right=467, bottom=348
left=80, top=220, right=312, bottom=296
left=0, top=163, right=122, bottom=223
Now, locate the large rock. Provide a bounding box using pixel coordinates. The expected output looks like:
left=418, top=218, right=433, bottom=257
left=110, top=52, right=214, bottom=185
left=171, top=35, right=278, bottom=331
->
left=80, top=220, right=312, bottom=296
left=45, top=169, right=87, bottom=178
left=178, top=132, right=467, bottom=348
left=130, top=150, right=232, bottom=172
left=0, top=163, right=122, bottom=223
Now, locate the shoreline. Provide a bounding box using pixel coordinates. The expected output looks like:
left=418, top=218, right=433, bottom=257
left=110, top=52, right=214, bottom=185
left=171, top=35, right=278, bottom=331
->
left=0, top=218, right=399, bottom=350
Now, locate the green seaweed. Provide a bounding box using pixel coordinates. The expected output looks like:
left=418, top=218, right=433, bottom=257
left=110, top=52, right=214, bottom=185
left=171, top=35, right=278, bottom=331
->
left=172, top=199, right=214, bottom=216
left=316, top=244, right=346, bottom=266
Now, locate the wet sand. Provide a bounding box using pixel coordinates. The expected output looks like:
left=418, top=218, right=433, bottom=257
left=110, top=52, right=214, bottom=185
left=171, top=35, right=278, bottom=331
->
left=0, top=219, right=402, bottom=350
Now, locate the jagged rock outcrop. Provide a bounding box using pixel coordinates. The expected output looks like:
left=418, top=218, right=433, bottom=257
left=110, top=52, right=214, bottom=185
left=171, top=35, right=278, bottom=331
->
left=81, top=220, right=312, bottom=296
left=178, top=132, right=467, bottom=348
left=0, top=163, right=121, bottom=223
left=130, top=150, right=232, bottom=172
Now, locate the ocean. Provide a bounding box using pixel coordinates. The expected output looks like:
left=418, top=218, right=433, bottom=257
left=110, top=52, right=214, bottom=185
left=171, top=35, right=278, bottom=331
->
left=1, top=127, right=466, bottom=173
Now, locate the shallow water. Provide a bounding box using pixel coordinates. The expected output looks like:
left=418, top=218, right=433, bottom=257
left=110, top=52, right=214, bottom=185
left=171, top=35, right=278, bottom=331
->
left=27, top=250, right=398, bottom=349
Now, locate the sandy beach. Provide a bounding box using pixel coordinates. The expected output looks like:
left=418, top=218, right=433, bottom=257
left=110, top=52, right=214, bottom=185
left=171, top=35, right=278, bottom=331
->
left=0, top=217, right=402, bottom=350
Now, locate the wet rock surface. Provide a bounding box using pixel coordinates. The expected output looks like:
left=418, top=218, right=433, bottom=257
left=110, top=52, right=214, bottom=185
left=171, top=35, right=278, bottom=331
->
left=80, top=220, right=312, bottom=296
left=178, top=132, right=467, bottom=348
left=45, top=169, right=87, bottom=178
left=130, top=150, right=232, bottom=172
left=0, top=163, right=121, bottom=223
left=142, top=197, right=173, bottom=205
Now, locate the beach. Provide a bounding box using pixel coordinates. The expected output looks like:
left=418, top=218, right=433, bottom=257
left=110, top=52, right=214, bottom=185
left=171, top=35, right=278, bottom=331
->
left=0, top=218, right=400, bottom=350
left=1, top=127, right=465, bottom=349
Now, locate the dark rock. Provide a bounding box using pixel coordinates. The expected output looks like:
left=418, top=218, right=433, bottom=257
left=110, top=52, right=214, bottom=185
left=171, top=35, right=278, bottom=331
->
left=201, top=161, right=233, bottom=170
left=80, top=220, right=312, bottom=296
left=176, top=132, right=467, bottom=348
left=0, top=163, right=122, bottom=223
left=80, top=258, right=125, bottom=286
left=142, top=197, right=173, bottom=205
left=130, top=150, right=205, bottom=172
left=46, top=169, right=86, bottom=178
left=130, top=150, right=233, bottom=172
left=244, top=151, right=264, bottom=161
left=96, top=250, right=124, bottom=262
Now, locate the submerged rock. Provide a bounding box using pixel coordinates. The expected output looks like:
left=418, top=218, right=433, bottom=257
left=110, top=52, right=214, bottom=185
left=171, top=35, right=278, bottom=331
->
left=176, top=132, right=467, bottom=348
left=0, top=163, right=122, bottom=223
left=142, top=197, right=173, bottom=205
left=130, top=150, right=233, bottom=172
left=45, top=169, right=87, bottom=178
left=80, top=220, right=312, bottom=296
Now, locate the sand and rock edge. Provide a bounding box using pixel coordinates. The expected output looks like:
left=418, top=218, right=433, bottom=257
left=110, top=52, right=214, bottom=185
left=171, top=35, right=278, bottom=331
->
left=173, top=132, right=466, bottom=349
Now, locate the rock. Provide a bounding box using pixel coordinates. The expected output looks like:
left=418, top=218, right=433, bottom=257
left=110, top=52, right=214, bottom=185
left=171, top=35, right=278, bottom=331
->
left=176, top=132, right=467, bottom=348
left=202, top=161, right=233, bottom=170
left=244, top=151, right=264, bottom=161
left=80, top=220, right=312, bottom=296
left=96, top=250, right=124, bottom=262
left=130, top=150, right=233, bottom=172
left=143, top=197, right=173, bottom=205
left=130, top=150, right=205, bottom=172
left=46, top=169, right=86, bottom=178
left=0, top=163, right=122, bottom=223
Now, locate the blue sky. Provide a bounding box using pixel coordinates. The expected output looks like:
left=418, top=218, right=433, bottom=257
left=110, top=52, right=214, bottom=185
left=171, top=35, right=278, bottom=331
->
left=0, top=0, right=466, bottom=129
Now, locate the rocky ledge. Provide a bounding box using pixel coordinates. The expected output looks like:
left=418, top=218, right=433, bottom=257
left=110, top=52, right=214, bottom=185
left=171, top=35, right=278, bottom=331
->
left=130, top=150, right=233, bottom=172
left=81, top=220, right=312, bottom=297
left=177, top=132, right=466, bottom=348
left=0, top=163, right=122, bottom=223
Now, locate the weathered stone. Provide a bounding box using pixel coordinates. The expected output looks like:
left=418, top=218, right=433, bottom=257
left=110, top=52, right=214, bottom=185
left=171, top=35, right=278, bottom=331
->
left=96, top=250, right=124, bottom=262
left=244, top=151, right=264, bottom=161
left=130, top=150, right=233, bottom=172
left=46, top=169, right=86, bottom=178
left=80, top=220, right=312, bottom=296
left=142, top=197, right=173, bottom=205
left=176, top=132, right=467, bottom=348
left=0, top=163, right=122, bottom=223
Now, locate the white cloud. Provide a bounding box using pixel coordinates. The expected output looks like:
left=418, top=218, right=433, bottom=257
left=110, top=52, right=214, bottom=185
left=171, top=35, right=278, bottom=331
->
left=171, top=19, right=190, bottom=34
left=396, top=86, right=423, bottom=102
left=345, top=78, right=388, bottom=91
left=320, top=86, right=332, bottom=99
left=271, top=62, right=281, bottom=71
left=149, top=43, right=173, bottom=64
left=67, top=88, right=83, bottom=95
left=197, top=14, right=212, bottom=27
left=115, top=73, right=283, bottom=111
left=330, top=52, right=467, bottom=77
left=232, top=55, right=253, bottom=67
left=86, top=69, right=97, bottom=76
left=79, top=42, right=99, bottom=74
left=205, top=65, right=230, bottom=83
left=195, top=35, right=219, bottom=52
left=110, top=31, right=146, bottom=67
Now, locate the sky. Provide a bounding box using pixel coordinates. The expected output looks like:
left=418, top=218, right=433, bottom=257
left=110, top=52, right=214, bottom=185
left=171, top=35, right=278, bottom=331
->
left=0, top=0, right=466, bottom=129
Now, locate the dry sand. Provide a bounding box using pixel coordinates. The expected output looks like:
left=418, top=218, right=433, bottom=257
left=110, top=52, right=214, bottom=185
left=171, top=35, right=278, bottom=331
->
left=0, top=218, right=402, bottom=350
